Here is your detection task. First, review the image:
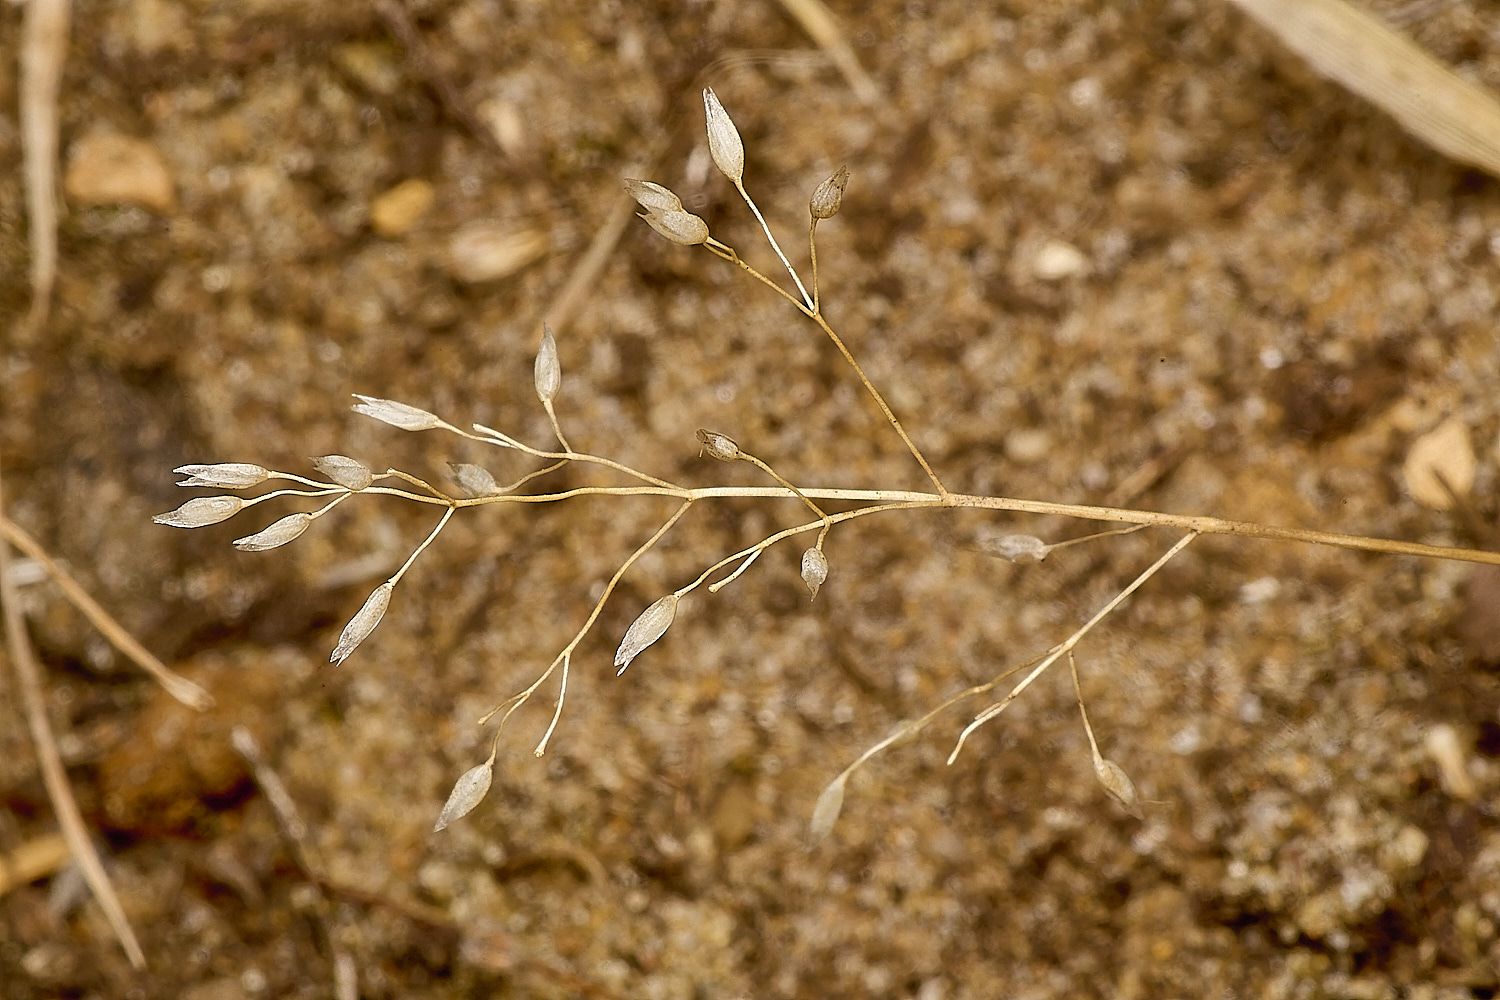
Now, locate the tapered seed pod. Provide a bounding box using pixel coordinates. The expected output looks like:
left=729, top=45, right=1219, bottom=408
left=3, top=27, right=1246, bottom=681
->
left=695, top=429, right=741, bottom=462
left=1093, top=754, right=1144, bottom=820
left=153, top=496, right=245, bottom=528
left=809, top=773, right=847, bottom=839
left=313, top=454, right=373, bottom=491
left=448, top=462, right=500, bottom=497
left=982, top=534, right=1050, bottom=565
left=623, top=178, right=684, bottom=214
left=615, top=594, right=679, bottom=675
left=800, top=547, right=829, bottom=600
left=233, top=512, right=312, bottom=552
left=810, top=166, right=850, bottom=220
left=433, top=760, right=494, bottom=832
left=702, top=88, right=744, bottom=184
left=331, top=582, right=393, bottom=666
left=534, top=324, right=561, bottom=404
left=174, top=463, right=270, bottom=489
left=642, top=209, right=710, bottom=246
left=351, top=394, right=442, bottom=431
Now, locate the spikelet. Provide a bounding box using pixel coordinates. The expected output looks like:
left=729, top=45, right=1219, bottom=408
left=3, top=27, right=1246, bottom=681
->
left=615, top=594, right=679, bottom=675
left=695, top=429, right=741, bottom=462
left=810, top=166, right=849, bottom=220
left=641, top=209, right=710, bottom=246
left=982, top=534, right=1050, bottom=565
left=623, top=178, right=684, bottom=214
left=448, top=462, right=500, bottom=497
left=233, top=513, right=312, bottom=552
left=433, top=760, right=494, bottom=832
left=351, top=394, right=442, bottom=432
left=809, top=773, right=847, bottom=839
left=800, top=547, right=829, bottom=599
left=1092, top=754, right=1144, bottom=820
left=331, top=582, right=393, bottom=666
left=312, top=455, right=373, bottom=491
left=153, top=496, right=245, bottom=528
left=174, top=463, right=269, bottom=489
left=534, top=324, right=561, bottom=404
left=702, top=88, right=745, bottom=184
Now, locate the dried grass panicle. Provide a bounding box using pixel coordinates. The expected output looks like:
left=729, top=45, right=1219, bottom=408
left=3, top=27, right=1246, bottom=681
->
left=153, top=93, right=1500, bottom=836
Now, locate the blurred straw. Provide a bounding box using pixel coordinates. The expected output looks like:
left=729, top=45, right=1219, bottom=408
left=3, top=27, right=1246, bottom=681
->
left=1229, top=0, right=1500, bottom=178
left=19, top=0, right=70, bottom=337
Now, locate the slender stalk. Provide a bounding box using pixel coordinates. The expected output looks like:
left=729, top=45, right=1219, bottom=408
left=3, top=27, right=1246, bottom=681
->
left=948, top=531, right=1201, bottom=763
left=0, top=468, right=146, bottom=969
left=734, top=179, right=814, bottom=309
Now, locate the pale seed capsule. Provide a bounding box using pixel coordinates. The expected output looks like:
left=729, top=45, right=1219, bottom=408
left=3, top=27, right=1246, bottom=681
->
left=809, top=166, right=850, bottom=220
left=233, top=512, right=312, bottom=552
left=615, top=594, right=678, bottom=675
left=432, top=760, right=494, bottom=832
left=800, top=546, right=829, bottom=600
left=448, top=462, right=500, bottom=497
left=642, top=209, right=710, bottom=246
left=808, top=773, right=847, bottom=840
left=1093, top=755, right=1144, bottom=820
left=312, top=454, right=374, bottom=491
left=350, top=394, right=442, bottom=432
left=534, top=323, right=561, bottom=404
left=695, top=428, right=741, bottom=462
left=702, top=87, right=745, bottom=184
left=331, top=582, right=393, bottom=666
left=153, top=496, right=245, bottom=528
left=174, top=463, right=270, bottom=489
left=981, top=533, right=1050, bottom=565
left=622, top=178, right=684, bottom=214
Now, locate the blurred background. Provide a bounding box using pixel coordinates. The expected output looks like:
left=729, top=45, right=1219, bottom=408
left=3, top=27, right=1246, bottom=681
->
left=1, top=0, right=1499, bottom=996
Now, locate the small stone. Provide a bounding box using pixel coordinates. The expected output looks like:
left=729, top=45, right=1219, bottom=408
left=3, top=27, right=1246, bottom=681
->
left=1032, top=239, right=1090, bottom=281
left=370, top=179, right=434, bottom=238
left=1403, top=416, right=1475, bottom=510
left=65, top=132, right=176, bottom=213
left=1004, top=428, right=1052, bottom=465
left=448, top=223, right=549, bottom=283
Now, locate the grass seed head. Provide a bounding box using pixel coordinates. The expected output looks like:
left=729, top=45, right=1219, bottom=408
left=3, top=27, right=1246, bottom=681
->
left=695, top=428, right=741, bottom=462
left=641, top=208, right=710, bottom=246
left=534, top=323, right=561, bottom=404
left=174, top=463, right=269, bottom=489
left=351, top=394, right=442, bottom=432
left=433, top=761, right=494, bottom=832
left=331, top=581, right=393, bottom=666
left=312, top=454, right=374, bottom=491
left=153, top=496, right=245, bottom=528
left=1093, top=755, right=1144, bottom=820
left=801, top=546, right=829, bottom=599
left=702, top=87, right=745, bottom=184
left=448, top=462, right=500, bottom=497
left=810, top=166, right=850, bottom=220
left=982, top=533, right=1050, bottom=565
left=623, top=178, right=685, bottom=214
left=233, top=512, right=312, bottom=552
left=809, top=773, right=847, bottom=839
left=615, top=594, right=679, bottom=675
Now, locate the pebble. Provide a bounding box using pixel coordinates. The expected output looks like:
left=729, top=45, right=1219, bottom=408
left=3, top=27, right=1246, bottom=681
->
left=447, top=222, right=548, bottom=283
left=1033, top=239, right=1090, bottom=280
left=64, top=131, right=176, bottom=213
left=369, top=178, right=434, bottom=238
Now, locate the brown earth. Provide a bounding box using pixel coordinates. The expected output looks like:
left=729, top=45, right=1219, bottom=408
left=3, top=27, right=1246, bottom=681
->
left=2, top=1, right=1499, bottom=997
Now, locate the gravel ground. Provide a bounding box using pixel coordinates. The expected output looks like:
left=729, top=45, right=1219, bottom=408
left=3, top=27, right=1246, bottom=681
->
left=2, top=1, right=1499, bottom=997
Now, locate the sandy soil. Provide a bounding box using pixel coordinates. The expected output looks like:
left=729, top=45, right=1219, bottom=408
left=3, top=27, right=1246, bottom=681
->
left=2, top=1, right=1499, bottom=997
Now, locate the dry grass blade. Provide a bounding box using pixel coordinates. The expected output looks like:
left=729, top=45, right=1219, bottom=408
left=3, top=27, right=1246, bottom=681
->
left=1229, top=0, right=1500, bottom=178
left=19, top=0, right=70, bottom=336
left=0, top=833, right=71, bottom=896
left=0, top=515, right=213, bottom=710
left=0, top=472, right=146, bottom=969
left=775, top=0, right=879, bottom=104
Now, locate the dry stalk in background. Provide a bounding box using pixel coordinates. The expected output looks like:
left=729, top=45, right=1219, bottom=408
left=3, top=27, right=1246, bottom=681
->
left=155, top=90, right=1500, bottom=839
left=1229, top=0, right=1500, bottom=179
left=18, top=0, right=70, bottom=336
left=0, top=467, right=145, bottom=969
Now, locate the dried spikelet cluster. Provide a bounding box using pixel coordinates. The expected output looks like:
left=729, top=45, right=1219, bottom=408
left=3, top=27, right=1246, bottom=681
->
left=155, top=89, right=1500, bottom=839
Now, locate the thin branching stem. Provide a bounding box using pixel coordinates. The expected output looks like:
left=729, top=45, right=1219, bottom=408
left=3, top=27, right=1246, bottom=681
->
left=479, top=500, right=694, bottom=728
left=809, top=219, right=821, bottom=315
left=734, top=179, right=814, bottom=309
left=389, top=506, right=456, bottom=586
left=949, top=531, right=1201, bottom=763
